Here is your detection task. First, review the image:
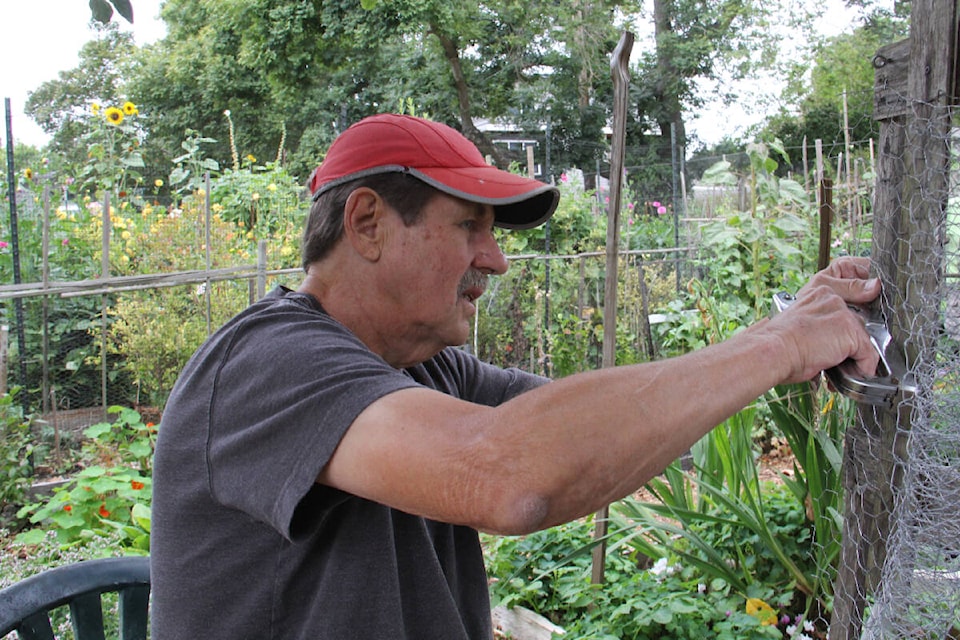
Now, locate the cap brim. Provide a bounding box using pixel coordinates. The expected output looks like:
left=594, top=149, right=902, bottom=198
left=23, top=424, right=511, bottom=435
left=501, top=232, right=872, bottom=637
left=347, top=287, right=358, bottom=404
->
left=410, top=166, right=559, bottom=230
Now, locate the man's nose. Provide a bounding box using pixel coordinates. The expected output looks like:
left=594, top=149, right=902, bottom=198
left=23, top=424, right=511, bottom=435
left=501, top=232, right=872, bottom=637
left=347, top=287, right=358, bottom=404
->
left=475, top=232, right=509, bottom=275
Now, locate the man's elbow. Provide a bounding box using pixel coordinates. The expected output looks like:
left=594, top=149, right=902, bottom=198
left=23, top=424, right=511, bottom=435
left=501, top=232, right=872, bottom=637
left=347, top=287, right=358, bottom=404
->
left=480, top=490, right=552, bottom=536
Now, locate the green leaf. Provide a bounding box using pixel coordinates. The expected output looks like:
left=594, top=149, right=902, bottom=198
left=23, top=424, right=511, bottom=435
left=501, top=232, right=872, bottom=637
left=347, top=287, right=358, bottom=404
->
left=89, top=0, right=113, bottom=24
left=652, top=606, right=673, bottom=624
left=132, top=503, right=152, bottom=532
left=122, top=153, right=146, bottom=168
left=701, top=161, right=737, bottom=186
left=169, top=167, right=189, bottom=185
left=84, top=422, right=114, bottom=439
left=13, top=528, right=47, bottom=546
left=110, top=0, right=134, bottom=23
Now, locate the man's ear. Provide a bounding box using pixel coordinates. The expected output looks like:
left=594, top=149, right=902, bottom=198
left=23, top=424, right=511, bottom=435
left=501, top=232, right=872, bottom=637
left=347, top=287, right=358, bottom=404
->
left=342, top=187, right=385, bottom=261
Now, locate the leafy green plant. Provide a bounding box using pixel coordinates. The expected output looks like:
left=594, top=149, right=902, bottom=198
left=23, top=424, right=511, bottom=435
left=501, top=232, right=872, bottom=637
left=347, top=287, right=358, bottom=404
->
left=81, top=406, right=157, bottom=473
left=766, top=383, right=851, bottom=603
left=78, top=100, right=146, bottom=199
left=15, top=406, right=154, bottom=551
left=484, top=518, right=790, bottom=639
left=168, top=128, right=221, bottom=199
left=0, top=390, right=34, bottom=517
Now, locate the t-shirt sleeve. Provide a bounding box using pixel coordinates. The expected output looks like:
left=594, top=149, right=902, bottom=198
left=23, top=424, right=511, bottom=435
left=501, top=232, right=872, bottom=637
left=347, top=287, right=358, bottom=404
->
left=408, top=347, right=550, bottom=406
left=204, top=308, right=420, bottom=541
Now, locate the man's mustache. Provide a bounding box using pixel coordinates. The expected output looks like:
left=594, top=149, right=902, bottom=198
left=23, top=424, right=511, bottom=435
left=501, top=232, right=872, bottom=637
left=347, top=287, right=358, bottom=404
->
left=457, top=270, right=488, bottom=298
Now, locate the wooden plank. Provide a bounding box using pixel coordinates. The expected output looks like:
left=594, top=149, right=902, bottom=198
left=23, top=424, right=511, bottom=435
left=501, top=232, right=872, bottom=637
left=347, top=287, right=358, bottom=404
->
left=492, top=605, right=565, bottom=639
left=594, top=29, right=634, bottom=587
left=873, top=39, right=910, bottom=120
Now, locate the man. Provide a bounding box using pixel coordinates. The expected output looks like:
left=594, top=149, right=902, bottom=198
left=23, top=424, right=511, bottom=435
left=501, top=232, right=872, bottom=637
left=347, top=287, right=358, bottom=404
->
left=151, top=113, right=880, bottom=639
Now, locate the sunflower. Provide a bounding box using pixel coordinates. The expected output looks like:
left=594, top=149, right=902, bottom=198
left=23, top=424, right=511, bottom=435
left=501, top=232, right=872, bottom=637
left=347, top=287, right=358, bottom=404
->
left=24, top=168, right=34, bottom=180
left=122, top=101, right=139, bottom=116
left=105, top=107, right=124, bottom=126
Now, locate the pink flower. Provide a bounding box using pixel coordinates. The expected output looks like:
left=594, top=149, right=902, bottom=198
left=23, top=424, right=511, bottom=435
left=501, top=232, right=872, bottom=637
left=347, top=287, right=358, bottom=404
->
left=651, top=201, right=661, bottom=208
left=560, top=173, right=568, bottom=182
left=0, top=241, right=8, bottom=249
left=62, top=238, right=70, bottom=246
left=657, top=206, right=667, bottom=215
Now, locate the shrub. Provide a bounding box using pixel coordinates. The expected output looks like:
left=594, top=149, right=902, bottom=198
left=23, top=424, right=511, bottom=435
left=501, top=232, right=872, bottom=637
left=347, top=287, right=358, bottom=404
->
left=0, top=390, right=34, bottom=522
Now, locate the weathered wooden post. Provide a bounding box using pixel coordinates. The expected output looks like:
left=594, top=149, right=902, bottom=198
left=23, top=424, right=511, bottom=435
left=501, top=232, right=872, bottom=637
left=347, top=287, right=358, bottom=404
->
left=829, top=1, right=957, bottom=636
left=592, top=30, right=634, bottom=586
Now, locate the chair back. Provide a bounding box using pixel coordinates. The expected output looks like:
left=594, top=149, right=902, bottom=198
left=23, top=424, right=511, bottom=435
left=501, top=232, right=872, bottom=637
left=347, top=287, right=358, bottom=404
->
left=0, top=556, right=150, bottom=640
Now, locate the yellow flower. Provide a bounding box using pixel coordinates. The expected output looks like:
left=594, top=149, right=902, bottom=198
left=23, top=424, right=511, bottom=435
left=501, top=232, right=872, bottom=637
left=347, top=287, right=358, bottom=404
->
left=122, top=101, right=139, bottom=116
left=91, top=102, right=101, bottom=115
left=246, top=154, right=256, bottom=163
left=267, top=183, right=277, bottom=192
left=745, top=598, right=777, bottom=626
left=251, top=192, right=261, bottom=201
left=105, top=107, right=124, bottom=126
left=24, top=168, right=34, bottom=180
left=154, top=179, right=164, bottom=188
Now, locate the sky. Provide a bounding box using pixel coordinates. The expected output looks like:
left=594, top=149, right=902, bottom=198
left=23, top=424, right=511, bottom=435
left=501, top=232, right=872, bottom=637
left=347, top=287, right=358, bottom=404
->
left=2, top=0, right=167, bottom=148
left=2, top=0, right=869, bottom=150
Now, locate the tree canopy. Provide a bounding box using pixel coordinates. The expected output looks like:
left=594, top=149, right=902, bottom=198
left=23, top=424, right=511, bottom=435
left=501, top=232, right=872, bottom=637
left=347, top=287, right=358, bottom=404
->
left=31, top=0, right=905, bottom=190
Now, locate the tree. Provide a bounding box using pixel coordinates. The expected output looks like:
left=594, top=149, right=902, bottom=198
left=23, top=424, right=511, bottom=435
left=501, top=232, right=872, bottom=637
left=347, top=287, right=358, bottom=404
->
left=761, top=9, right=910, bottom=173
left=623, top=0, right=797, bottom=199
left=123, top=0, right=627, bottom=182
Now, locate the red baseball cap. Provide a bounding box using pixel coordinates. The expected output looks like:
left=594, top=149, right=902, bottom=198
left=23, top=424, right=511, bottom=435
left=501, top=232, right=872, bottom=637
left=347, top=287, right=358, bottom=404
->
left=308, top=114, right=559, bottom=229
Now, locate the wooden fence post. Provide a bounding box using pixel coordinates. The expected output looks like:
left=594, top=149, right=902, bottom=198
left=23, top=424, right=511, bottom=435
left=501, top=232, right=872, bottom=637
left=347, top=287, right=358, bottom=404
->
left=830, top=1, right=957, bottom=636
left=592, top=29, right=634, bottom=586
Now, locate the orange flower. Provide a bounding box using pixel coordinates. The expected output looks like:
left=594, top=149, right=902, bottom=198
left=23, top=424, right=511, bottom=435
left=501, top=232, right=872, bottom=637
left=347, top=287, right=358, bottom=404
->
left=131, top=480, right=145, bottom=490
left=98, top=504, right=111, bottom=518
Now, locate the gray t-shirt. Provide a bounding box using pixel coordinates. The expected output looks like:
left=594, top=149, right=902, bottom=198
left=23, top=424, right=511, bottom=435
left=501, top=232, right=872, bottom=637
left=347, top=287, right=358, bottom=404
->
left=150, top=287, right=547, bottom=639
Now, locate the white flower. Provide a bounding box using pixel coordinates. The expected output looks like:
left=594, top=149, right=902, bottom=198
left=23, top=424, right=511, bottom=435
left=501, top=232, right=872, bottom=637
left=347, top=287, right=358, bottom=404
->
left=787, top=624, right=797, bottom=635
left=650, top=558, right=670, bottom=576
left=804, top=620, right=815, bottom=632
left=196, top=283, right=207, bottom=296
left=697, top=583, right=706, bottom=593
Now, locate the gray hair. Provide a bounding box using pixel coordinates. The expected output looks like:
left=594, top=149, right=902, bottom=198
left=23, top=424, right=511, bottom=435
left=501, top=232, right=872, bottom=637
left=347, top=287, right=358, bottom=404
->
left=301, top=172, right=440, bottom=270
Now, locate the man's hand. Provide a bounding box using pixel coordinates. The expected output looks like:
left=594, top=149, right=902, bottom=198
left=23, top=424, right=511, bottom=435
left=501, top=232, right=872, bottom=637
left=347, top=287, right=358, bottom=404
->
left=798, top=255, right=880, bottom=306
left=769, top=257, right=881, bottom=384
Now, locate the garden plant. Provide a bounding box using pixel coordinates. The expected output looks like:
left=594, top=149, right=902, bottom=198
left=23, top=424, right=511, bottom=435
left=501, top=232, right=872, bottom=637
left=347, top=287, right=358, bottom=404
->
left=2, top=98, right=875, bottom=640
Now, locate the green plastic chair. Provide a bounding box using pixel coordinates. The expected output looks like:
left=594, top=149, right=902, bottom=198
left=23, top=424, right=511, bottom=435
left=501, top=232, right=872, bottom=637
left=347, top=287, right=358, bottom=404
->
left=0, top=557, right=150, bottom=640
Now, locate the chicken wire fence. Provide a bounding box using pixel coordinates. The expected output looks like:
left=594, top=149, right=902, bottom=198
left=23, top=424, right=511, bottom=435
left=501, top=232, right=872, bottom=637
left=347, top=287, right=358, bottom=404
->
left=825, top=17, right=960, bottom=638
